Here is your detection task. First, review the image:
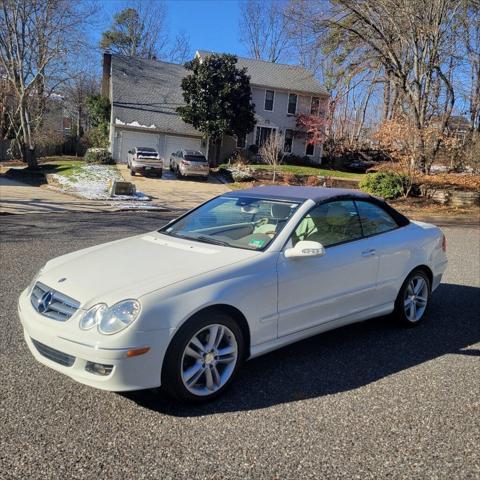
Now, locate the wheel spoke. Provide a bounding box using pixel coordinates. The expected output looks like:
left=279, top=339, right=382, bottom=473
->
left=211, top=365, right=221, bottom=387
left=414, top=278, right=425, bottom=295
left=184, top=346, right=202, bottom=360
left=183, top=362, right=203, bottom=383
left=404, top=298, right=412, bottom=308
left=416, top=295, right=427, bottom=306
left=205, top=366, right=214, bottom=390
left=213, top=326, right=224, bottom=349
left=190, top=336, right=206, bottom=353
left=409, top=301, right=416, bottom=319
left=205, top=325, right=219, bottom=351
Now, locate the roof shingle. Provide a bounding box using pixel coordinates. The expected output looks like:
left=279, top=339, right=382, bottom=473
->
left=197, top=50, right=328, bottom=96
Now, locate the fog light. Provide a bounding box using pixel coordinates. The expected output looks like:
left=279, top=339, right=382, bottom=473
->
left=85, top=361, right=113, bottom=376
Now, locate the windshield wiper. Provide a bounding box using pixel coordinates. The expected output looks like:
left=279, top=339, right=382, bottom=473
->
left=195, top=235, right=230, bottom=247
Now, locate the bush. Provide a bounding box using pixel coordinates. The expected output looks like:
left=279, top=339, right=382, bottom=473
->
left=305, top=175, right=323, bottom=186
left=283, top=172, right=297, bottom=185
left=84, top=148, right=113, bottom=165
left=359, top=171, right=407, bottom=199
left=218, top=166, right=254, bottom=182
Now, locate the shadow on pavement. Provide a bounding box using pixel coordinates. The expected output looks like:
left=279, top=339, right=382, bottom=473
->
left=124, top=282, right=480, bottom=416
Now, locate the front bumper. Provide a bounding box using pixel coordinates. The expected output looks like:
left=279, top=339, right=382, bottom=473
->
left=18, top=289, right=173, bottom=392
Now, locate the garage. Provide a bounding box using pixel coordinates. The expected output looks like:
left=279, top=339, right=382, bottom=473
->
left=164, top=135, right=203, bottom=168
left=118, top=130, right=160, bottom=163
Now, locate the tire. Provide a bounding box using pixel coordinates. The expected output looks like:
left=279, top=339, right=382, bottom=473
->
left=176, top=167, right=182, bottom=179
left=130, top=169, right=135, bottom=176
left=393, top=268, right=431, bottom=327
left=162, top=310, right=245, bottom=403
left=157, top=170, right=163, bottom=178
left=169, top=163, right=174, bottom=172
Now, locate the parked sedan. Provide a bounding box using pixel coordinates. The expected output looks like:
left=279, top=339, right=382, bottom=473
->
left=170, top=150, right=209, bottom=180
left=19, top=186, right=447, bottom=402
left=127, top=147, right=163, bottom=177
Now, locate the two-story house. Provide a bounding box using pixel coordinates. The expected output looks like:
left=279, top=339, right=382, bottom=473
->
left=103, top=51, right=329, bottom=165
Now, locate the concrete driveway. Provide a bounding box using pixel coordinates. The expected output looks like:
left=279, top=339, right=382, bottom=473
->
left=117, top=164, right=229, bottom=211
left=0, top=176, right=113, bottom=215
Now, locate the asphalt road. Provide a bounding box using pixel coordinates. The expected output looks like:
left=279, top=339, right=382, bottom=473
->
left=1, top=212, right=479, bottom=480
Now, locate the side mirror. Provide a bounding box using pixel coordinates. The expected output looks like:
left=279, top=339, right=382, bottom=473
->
left=284, top=240, right=325, bottom=259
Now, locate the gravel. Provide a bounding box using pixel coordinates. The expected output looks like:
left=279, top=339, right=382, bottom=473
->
left=0, top=212, right=479, bottom=479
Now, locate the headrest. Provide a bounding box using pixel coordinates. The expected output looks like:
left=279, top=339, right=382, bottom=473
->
left=325, top=204, right=350, bottom=227
left=271, top=202, right=292, bottom=220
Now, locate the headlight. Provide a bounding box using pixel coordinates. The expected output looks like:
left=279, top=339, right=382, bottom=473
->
left=98, top=300, right=141, bottom=335
left=79, top=300, right=141, bottom=335
left=79, top=304, right=107, bottom=330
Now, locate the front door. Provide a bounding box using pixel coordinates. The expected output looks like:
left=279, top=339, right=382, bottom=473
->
left=277, top=200, right=380, bottom=337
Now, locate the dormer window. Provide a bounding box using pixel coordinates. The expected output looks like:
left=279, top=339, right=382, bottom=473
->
left=264, top=90, right=274, bottom=111
left=288, top=93, right=297, bottom=115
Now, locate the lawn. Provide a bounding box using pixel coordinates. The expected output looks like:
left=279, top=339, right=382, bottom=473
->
left=248, top=164, right=364, bottom=179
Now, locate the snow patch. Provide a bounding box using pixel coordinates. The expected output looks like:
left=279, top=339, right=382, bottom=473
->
left=52, top=164, right=149, bottom=201
left=115, top=118, right=157, bottom=129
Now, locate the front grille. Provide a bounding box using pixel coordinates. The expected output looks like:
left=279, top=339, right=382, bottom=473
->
left=32, top=339, right=75, bottom=367
left=30, top=282, right=80, bottom=321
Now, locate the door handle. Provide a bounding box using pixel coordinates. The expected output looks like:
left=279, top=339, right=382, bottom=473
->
left=361, top=249, right=376, bottom=257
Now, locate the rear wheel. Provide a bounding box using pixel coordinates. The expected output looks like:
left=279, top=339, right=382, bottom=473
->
left=130, top=169, right=135, bottom=176
left=394, top=269, right=431, bottom=326
left=162, top=311, right=245, bottom=403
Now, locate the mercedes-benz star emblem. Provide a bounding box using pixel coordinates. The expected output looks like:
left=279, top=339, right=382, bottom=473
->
left=37, top=291, right=53, bottom=313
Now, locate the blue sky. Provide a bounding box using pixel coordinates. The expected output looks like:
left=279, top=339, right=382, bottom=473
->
left=93, top=0, right=249, bottom=59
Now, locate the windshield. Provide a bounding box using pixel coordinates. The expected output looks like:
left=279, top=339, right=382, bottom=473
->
left=160, top=196, right=300, bottom=250
left=184, top=155, right=207, bottom=162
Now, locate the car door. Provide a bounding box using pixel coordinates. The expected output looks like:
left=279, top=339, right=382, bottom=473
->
left=354, top=200, right=410, bottom=304
left=277, top=200, right=380, bottom=337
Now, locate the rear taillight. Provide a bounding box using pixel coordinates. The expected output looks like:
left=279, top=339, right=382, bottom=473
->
left=441, top=234, right=447, bottom=252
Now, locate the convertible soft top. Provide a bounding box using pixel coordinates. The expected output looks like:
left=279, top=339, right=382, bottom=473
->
left=224, top=185, right=410, bottom=227
left=224, top=185, right=371, bottom=203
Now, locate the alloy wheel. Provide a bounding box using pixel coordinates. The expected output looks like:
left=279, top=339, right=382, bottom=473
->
left=403, top=275, right=429, bottom=322
left=181, top=324, right=238, bottom=396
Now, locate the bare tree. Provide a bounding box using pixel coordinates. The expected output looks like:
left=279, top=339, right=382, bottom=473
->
left=288, top=0, right=461, bottom=171
left=259, top=133, right=284, bottom=182
left=239, top=0, right=290, bottom=62
left=167, top=31, right=192, bottom=64
left=0, top=0, right=96, bottom=166
left=62, top=73, right=98, bottom=155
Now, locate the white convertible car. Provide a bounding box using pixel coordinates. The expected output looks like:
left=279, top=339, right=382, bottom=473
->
left=19, top=186, right=448, bottom=402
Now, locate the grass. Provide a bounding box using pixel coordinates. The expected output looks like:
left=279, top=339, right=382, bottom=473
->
left=43, top=159, right=84, bottom=179
left=248, top=164, right=364, bottom=180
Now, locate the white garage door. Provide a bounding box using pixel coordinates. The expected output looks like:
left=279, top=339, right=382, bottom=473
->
left=164, top=136, right=203, bottom=167
left=119, top=131, right=160, bottom=163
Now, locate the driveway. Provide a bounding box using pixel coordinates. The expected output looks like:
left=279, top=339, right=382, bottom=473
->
left=0, top=212, right=478, bottom=479
left=117, top=164, right=229, bottom=211
left=0, top=176, right=113, bottom=215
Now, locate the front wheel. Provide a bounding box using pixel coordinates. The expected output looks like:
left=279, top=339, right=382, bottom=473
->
left=394, top=269, right=431, bottom=326
left=162, top=311, right=245, bottom=403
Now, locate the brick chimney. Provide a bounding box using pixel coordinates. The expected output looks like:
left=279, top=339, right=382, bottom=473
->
left=101, top=52, right=112, bottom=97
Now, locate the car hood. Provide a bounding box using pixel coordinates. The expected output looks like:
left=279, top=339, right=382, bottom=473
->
left=38, top=232, right=259, bottom=308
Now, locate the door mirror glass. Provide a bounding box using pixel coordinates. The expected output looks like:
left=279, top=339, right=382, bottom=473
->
left=284, top=240, right=325, bottom=259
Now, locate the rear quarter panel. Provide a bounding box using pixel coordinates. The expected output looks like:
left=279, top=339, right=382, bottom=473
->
left=374, top=222, right=446, bottom=303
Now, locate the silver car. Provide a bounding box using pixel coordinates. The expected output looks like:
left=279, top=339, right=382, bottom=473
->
left=127, top=147, right=163, bottom=177
left=170, top=150, right=209, bottom=180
